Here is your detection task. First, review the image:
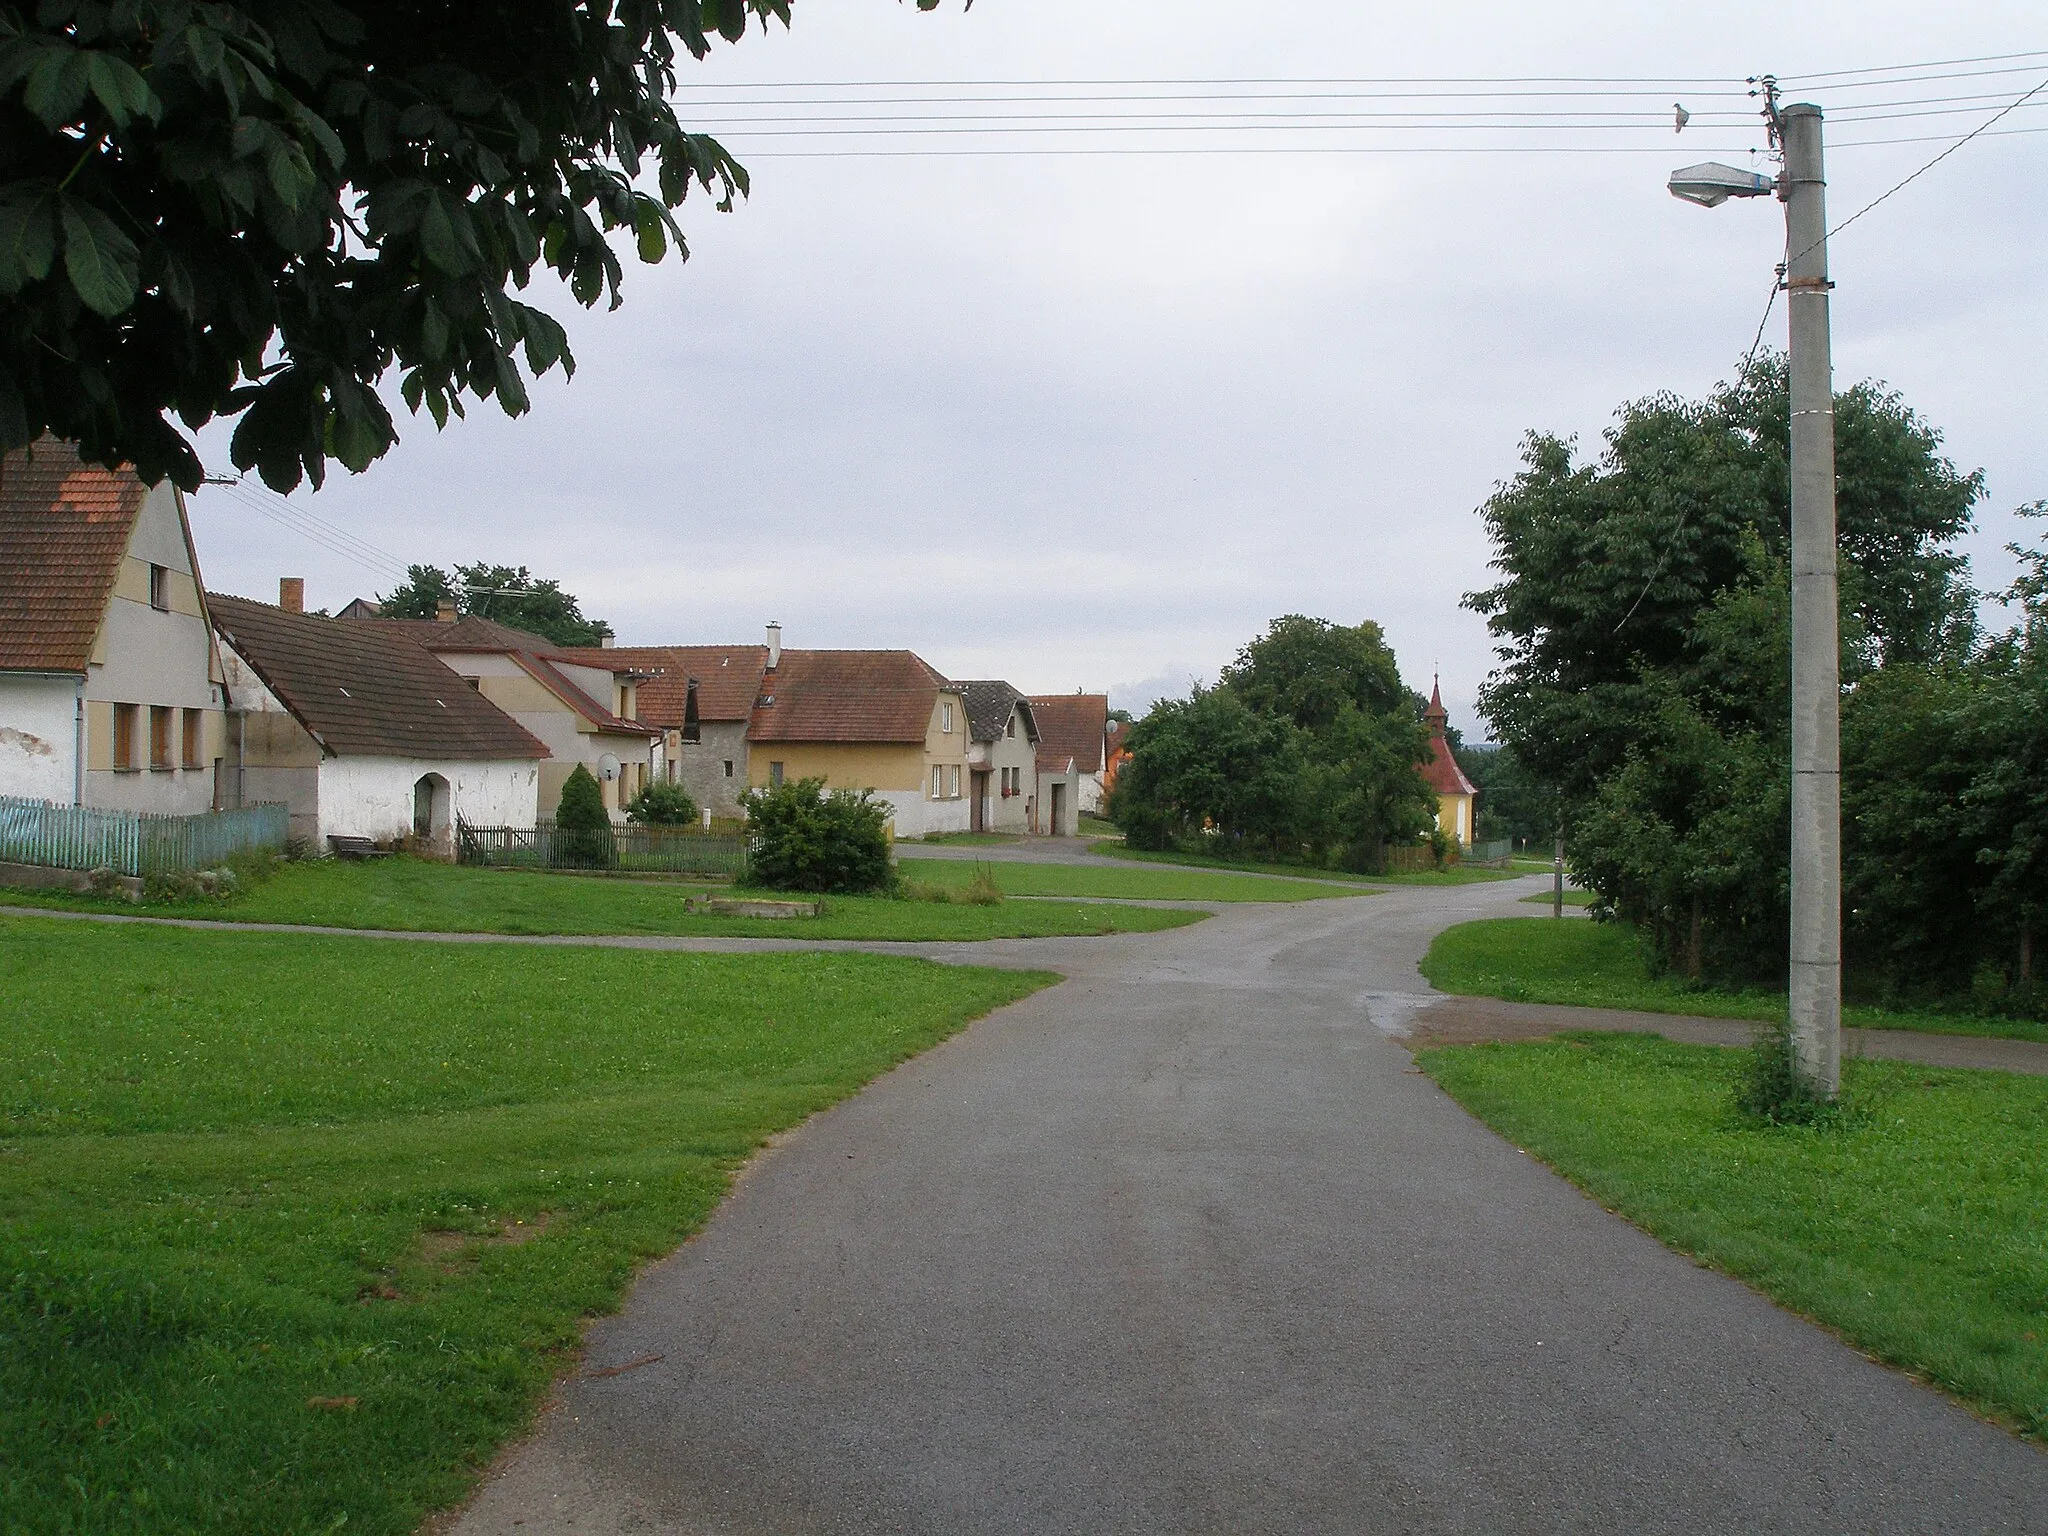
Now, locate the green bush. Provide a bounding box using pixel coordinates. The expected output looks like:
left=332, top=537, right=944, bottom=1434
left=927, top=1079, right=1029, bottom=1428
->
left=740, top=777, right=893, bottom=894
left=553, top=764, right=615, bottom=869
left=626, top=778, right=698, bottom=826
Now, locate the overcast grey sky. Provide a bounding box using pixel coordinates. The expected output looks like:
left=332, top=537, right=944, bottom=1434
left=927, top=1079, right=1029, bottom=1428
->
left=186, top=2, right=2047, bottom=738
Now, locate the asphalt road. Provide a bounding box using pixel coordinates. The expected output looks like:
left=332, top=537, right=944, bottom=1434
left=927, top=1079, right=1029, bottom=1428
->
left=448, top=876, right=2047, bottom=1534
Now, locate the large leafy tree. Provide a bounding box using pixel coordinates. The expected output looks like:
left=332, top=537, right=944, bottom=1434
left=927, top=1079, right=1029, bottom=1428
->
left=1467, top=356, right=1981, bottom=810
left=0, top=0, right=953, bottom=492
left=378, top=559, right=606, bottom=646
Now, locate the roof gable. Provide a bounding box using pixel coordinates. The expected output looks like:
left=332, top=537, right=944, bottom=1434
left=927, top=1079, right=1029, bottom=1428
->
left=209, top=594, right=549, bottom=761
left=1026, top=693, right=1109, bottom=773
left=958, top=680, right=1037, bottom=744
left=0, top=439, right=148, bottom=673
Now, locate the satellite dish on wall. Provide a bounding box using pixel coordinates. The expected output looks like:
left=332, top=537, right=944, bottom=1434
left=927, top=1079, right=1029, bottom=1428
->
left=597, top=753, right=621, bottom=782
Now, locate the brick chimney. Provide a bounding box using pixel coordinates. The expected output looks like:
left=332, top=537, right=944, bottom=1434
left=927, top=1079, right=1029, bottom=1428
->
left=279, top=577, right=304, bottom=614
left=436, top=598, right=459, bottom=623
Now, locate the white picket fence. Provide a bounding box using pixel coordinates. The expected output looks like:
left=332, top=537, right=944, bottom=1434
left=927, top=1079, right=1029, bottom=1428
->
left=0, top=795, right=289, bottom=877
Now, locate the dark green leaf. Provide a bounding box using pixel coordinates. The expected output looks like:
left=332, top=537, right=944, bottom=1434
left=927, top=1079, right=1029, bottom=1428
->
left=58, top=195, right=139, bottom=317
left=23, top=46, right=91, bottom=128
left=0, top=187, right=59, bottom=294
left=418, top=194, right=472, bottom=275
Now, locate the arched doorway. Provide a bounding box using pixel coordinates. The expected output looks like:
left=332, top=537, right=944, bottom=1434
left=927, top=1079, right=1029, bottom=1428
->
left=413, top=772, right=450, bottom=848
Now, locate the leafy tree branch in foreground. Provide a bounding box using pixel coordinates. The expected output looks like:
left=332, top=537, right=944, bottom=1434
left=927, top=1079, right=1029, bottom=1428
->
left=0, top=0, right=957, bottom=492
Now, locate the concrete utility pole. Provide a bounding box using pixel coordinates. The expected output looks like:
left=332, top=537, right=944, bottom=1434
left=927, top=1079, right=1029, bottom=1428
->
left=1780, top=103, right=1842, bottom=1098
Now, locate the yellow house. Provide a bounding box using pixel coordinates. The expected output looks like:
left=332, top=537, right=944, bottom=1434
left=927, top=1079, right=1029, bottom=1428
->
left=745, top=639, right=969, bottom=837
left=1420, top=678, right=1476, bottom=847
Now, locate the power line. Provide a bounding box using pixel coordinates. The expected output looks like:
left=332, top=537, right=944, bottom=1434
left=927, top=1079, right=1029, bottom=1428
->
left=1822, top=72, right=2048, bottom=246
left=1779, top=47, right=2048, bottom=82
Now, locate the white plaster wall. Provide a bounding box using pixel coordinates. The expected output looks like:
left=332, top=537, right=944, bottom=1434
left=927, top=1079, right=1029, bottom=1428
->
left=1078, top=772, right=1105, bottom=816
left=315, top=756, right=540, bottom=843
left=1036, top=768, right=1083, bottom=836
left=0, top=675, right=79, bottom=802
left=876, top=787, right=970, bottom=840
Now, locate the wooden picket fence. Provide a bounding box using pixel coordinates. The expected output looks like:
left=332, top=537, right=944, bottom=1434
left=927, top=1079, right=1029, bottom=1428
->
left=0, top=795, right=289, bottom=877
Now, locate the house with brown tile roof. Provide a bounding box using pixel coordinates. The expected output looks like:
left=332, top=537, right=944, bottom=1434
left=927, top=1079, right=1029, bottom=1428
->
left=210, top=591, right=547, bottom=851
left=0, top=439, right=231, bottom=812
left=343, top=606, right=658, bottom=821
left=957, top=681, right=1041, bottom=834
left=554, top=643, right=769, bottom=819
left=743, top=626, right=971, bottom=839
left=1027, top=692, right=1111, bottom=820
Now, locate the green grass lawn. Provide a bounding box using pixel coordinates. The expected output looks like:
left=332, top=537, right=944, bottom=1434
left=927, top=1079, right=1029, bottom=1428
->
left=0, top=916, right=1054, bottom=1534
left=1517, top=887, right=1597, bottom=907
left=893, top=854, right=1369, bottom=903
left=1095, top=842, right=1516, bottom=886
left=1421, top=917, right=2048, bottom=1044
left=0, top=858, right=1203, bottom=942
left=1419, top=1033, right=2048, bottom=1438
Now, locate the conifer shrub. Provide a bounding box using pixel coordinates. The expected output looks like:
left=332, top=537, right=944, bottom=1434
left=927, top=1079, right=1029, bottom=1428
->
left=553, top=764, right=615, bottom=869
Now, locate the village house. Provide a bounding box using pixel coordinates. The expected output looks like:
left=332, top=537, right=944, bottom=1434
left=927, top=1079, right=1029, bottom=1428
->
left=557, top=640, right=770, bottom=821
left=0, top=439, right=230, bottom=812
left=958, top=681, right=1041, bottom=834
left=745, top=632, right=970, bottom=839
left=1027, top=692, right=1111, bottom=819
left=1421, top=678, right=1477, bottom=848
left=210, top=591, right=546, bottom=852
left=349, top=606, right=658, bottom=821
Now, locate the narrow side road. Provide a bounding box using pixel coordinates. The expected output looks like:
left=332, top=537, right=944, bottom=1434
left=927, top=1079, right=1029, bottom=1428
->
left=445, top=876, right=2046, bottom=1535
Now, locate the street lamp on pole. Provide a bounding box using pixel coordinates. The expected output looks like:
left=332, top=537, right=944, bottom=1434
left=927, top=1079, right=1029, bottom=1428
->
left=1668, top=103, right=1842, bottom=1099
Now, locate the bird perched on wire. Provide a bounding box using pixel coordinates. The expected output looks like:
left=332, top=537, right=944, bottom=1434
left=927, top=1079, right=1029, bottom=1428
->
left=1674, top=102, right=1691, bottom=132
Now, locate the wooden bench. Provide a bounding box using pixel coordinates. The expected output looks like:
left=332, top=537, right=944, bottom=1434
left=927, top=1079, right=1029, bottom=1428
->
left=327, top=835, right=384, bottom=860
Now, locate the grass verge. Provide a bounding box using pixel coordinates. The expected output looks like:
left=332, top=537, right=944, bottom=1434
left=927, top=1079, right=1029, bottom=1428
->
left=0, top=858, right=1202, bottom=941
left=1417, top=1033, right=2048, bottom=1438
left=1420, top=917, right=2048, bottom=1045
left=1517, top=888, right=1597, bottom=907
left=892, top=854, right=1367, bottom=903
left=0, top=916, right=1055, bottom=1533
left=1095, top=843, right=1515, bottom=886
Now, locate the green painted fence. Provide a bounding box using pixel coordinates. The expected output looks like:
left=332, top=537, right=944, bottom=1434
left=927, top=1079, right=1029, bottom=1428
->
left=0, top=795, right=289, bottom=877
left=457, top=821, right=748, bottom=878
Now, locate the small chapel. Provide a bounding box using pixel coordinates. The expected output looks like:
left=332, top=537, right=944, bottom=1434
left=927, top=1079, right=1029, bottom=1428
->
left=1420, top=678, right=1476, bottom=848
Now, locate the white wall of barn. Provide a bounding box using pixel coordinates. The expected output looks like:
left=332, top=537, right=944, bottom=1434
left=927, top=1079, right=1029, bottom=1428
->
left=313, top=756, right=539, bottom=843
left=0, top=674, right=80, bottom=802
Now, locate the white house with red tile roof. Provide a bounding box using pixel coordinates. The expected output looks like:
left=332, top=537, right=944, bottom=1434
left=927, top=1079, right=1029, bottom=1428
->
left=0, top=439, right=230, bottom=812
left=211, top=593, right=547, bottom=851
left=1027, top=692, right=1110, bottom=820
left=345, top=607, right=659, bottom=821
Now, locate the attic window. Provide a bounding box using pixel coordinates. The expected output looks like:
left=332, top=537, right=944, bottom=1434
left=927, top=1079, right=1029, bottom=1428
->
left=1006, top=715, right=1016, bottom=739
left=148, top=564, right=169, bottom=610
left=941, top=701, right=954, bottom=733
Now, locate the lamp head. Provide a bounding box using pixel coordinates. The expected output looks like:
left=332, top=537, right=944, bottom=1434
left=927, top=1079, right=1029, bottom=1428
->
left=1667, top=161, right=1776, bottom=208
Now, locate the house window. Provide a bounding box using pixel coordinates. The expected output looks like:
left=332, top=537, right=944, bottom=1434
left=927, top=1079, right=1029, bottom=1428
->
left=941, top=701, right=954, bottom=734
left=948, top=764, right=960, bottom=799
left=723, top=760, right=735, bottom=778
left=181, top=708, right=203, bottom=769
left=112, top=703, right=138, bottom=770
left=149, top=706, right=173, bottom=771
left=770, top=761, right=784, bottom=788
left=932, top=765, right=943, bottom=799
left=148, top=564, right=170, bottom=610
left=1006, top=715, right=1016, bottom=739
